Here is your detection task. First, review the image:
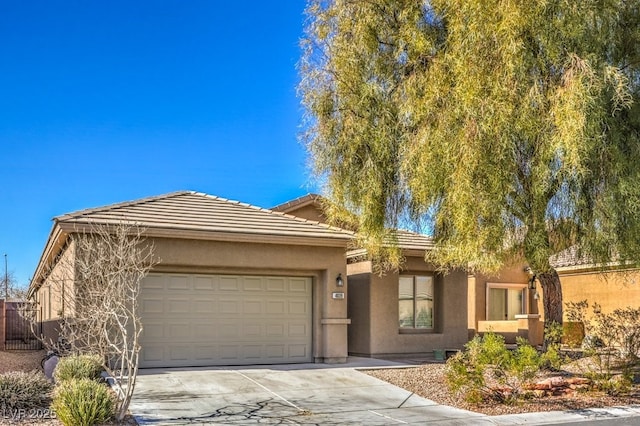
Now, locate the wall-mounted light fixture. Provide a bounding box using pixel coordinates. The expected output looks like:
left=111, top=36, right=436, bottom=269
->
left=336, top=273, right=344, bottom=287
left=524, top=266, right=536, bottom=291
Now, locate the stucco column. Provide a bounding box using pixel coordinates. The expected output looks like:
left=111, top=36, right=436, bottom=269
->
left=467, top=274, right=477, bottom=340
left=320, top=269, right=350, bottom=363
left=515, top=314, right=542, bottom=346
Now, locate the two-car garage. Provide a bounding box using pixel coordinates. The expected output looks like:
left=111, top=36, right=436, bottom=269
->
left=31, top=191, right=352, bottom=368
left=139, top=273, right=313, bottom=368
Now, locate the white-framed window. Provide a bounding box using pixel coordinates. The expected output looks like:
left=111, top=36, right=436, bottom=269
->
left=399, top=275, right=434, bottom=329
left=486, top=283, right=527, bottom=320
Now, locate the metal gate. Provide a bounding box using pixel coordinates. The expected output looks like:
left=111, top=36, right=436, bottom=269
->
left=4, top=302, right=42, bottom=350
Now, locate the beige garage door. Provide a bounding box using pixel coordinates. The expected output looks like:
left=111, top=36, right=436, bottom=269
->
left=139, top=273, right=313, bottom=368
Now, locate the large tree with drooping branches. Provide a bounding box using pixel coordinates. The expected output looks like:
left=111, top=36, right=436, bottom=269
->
left=299, top=0, right=640, bottom=343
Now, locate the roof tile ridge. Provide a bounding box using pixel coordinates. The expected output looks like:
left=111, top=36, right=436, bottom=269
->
left=55, top=190, right=193, bottom=222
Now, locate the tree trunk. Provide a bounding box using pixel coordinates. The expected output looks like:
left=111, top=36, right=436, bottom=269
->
left=537, top=269, right=563, bottom=348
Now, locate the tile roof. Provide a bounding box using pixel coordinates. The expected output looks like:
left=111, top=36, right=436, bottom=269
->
left=549, top=246, right=590, bottom=269
left=54, top=191, right=353, bottom=243
left=395, top=230, right=435, bottom=251
left=347, top=229, right=435, bottom=258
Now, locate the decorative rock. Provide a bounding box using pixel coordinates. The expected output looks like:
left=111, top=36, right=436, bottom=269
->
left=566, top=377, right=591, bottom=385
left=43, top=354, right=59, bottom=381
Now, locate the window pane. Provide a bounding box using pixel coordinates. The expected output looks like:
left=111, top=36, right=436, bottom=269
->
left=488, top=288, right=506, bottom=320
left=415, top=276, right=433, bottom=328
left=399, top=277, right=414, bottom=328
left=506, top=288, right=524, bottom=320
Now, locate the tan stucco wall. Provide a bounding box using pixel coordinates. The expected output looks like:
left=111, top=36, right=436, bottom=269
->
left=346, top=257, right=469, bottom=356
left=558, top=269, right=640, bottom=320
left=36, top=241, right=75, bottom=323
left=149, top=237, right=349, bottom=363
left=282, top=204, right=327, bottom=223
left=469, top=262, right=531, bottom=334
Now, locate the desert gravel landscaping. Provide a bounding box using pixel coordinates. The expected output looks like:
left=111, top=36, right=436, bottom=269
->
left=365, top=362, right=640, bottom=416
left=0, top=351, right=46, bottom=375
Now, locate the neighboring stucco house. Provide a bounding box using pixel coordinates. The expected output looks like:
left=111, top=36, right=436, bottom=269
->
left=467, top=246, right=640, bottom=346
left=29, top=191, right=353, bottom=368
left=551, top=246, right=640, bottom=320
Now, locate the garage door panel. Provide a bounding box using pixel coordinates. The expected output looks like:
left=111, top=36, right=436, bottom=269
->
left=289, top=300, right=309, bottom=315
left=289, top=278, right=310, bottom=292
left=167, top=275, right=190, bottom=290
left=194, top=276, right=216, bottom=290
left=243, top=277, right=263, bottom=291
left=219, top=345, right=240, bottom=360
left=193, top=324, right=216, bottom=339
left=288, top=323, right=308, bottom=337
left=289, top=344, right=308, bottom=358
left=218, top=322, right=241, bottom=338
left=266, top=278, right=286, bottom=291
left=140, top=274, right=313, bottom=368
left=219, top=276, right=241, bottom=291
left=220, top=299, right=240, bottom=314
left=144, top=323, right=166, bottom=339
left=142, top=299, right=164, bottom=314
left=243, top=323, right=262, bottom=337
left=243, top=300, right=263, bottom=315
left=266, top=300, right=286, bottom=314
left=169, top=299, right=191, bottom=313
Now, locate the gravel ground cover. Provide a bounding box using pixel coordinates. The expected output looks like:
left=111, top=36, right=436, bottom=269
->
left=0, top=350, right=46, bottom=374
left=364, top=363, right=640, bottom=416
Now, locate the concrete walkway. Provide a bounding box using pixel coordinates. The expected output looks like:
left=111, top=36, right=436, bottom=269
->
left=129, top=357, right=640, bottom=425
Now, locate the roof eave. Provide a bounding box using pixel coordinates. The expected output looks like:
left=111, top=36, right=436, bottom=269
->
left=56, top=221, right=353, bottom=248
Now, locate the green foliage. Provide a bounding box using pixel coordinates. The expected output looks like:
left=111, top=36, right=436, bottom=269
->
left=0, top=371, right=52, bottom=411
left=301, top=0, right=640, bottom=273
left=544, top=322, right=564, bottom=348
left=54, top=354, right=104, bottom=383
left=52, top=378, right=114, bottom=426
left=301, top=0, right=640, bottom=330
left=445, top=333, right=542, bottom=403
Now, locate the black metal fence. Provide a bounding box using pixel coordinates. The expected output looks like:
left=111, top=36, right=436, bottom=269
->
left=4, top=302, right=42, bottom=350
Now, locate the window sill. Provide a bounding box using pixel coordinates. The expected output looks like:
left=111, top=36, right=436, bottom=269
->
left=398, top=328, right=437, bottom=334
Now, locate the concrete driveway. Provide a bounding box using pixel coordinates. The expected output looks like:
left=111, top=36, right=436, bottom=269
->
left=129, top=357, right=487, bottom=425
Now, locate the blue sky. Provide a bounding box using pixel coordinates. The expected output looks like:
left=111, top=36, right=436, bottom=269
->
left=0, top=1, right=316, bottom=286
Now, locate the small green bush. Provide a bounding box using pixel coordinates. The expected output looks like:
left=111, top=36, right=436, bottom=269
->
left=54, top=354, right=104, bottom=383
left=0, top=371, right=53, bottom=410
left=52, top=378, right=115, bottom=426
left=446, top=333, right=542, bottom=403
